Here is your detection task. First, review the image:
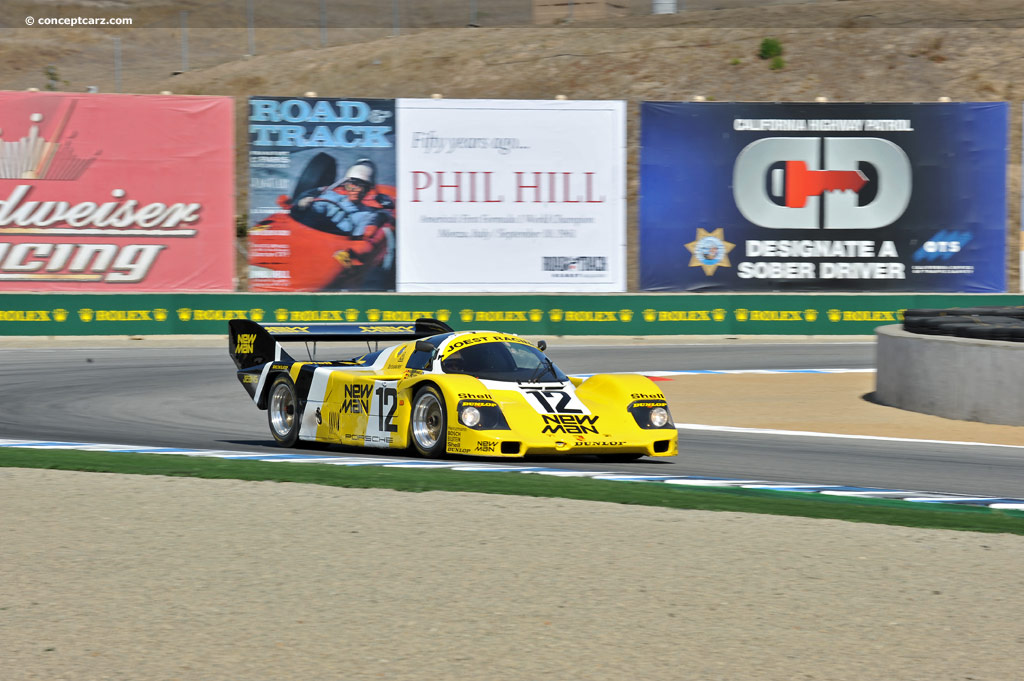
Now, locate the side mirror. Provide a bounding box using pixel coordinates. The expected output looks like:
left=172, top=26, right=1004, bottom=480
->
left=537, top=340, right=547, bottom=352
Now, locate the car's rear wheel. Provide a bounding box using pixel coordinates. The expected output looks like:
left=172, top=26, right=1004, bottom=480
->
left=410, top=385, right=447, bottom=458
left=267, top=374, right=301, bottom=447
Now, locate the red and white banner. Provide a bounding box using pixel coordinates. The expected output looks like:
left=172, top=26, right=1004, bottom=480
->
left=0, top=92, right=234, bottom=291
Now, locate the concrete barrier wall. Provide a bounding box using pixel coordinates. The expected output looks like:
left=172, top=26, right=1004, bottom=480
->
left=875, top=324, right=1024, bottom=426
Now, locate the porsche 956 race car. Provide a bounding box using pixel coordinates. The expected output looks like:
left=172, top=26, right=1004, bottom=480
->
left=228, top=318, right=678, bottom=460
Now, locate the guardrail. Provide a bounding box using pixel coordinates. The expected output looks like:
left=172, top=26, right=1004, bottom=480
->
left=3, top=292, right=1024, bottom=336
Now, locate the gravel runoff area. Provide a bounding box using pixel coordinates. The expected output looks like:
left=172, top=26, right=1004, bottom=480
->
left=2, top=468, right=1023, bottom=681
left=3, top=334, right=1023, bottom=679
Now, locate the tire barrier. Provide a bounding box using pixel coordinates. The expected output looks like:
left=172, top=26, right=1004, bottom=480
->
left=903, top=306, right=1024, bottom=341
left=875, top=323, right=1024, bottom=427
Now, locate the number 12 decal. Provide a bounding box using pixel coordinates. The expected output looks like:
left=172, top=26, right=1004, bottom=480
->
left=525, top=389, right=582, bottom=414
left=375, top=385, right=398, bottom=432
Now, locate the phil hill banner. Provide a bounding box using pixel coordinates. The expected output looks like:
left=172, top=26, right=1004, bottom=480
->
left=639, top=101, right=1008, bottom=293
left=247, top=97, right=397, bottom=292
left=396, top=99, right=626, bottom=292
left=0, top=92, right=235, bottom=291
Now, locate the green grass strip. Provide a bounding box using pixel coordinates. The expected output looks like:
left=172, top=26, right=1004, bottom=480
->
left=2, top=447, right=1023, bottom=535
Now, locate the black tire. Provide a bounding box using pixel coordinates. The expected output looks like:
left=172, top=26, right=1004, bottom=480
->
left=267, top=374, right=301, bottom=447
left=409, top=385, right=447, bottom=458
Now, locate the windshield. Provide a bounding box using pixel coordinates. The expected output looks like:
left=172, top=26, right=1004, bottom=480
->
left=441, top=341, right=567, bottom=382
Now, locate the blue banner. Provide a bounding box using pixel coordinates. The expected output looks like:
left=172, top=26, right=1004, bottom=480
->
left=639, top=102, right=1008, bottom=292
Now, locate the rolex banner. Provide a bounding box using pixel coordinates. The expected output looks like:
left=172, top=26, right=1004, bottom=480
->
left=0, top=92, right=235, bottom=291
left=638, top=102, right=1008, bottom=292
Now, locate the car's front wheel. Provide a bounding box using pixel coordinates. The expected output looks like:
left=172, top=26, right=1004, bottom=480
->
left=410, top=385, right=447, bottom=458
left=267, top=374, right=301, bottom=447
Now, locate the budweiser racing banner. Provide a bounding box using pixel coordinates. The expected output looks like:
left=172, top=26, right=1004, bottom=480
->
left=639, top=102, right=1008, bottom=292
left=0, top=92, right=234, bottom=291
left=396, top=99, right=626, bottom=292
left=247, top=97, right=397, bottom=292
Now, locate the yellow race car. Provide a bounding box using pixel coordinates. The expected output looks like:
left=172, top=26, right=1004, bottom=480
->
left=228, top=318, right=678, bottom=461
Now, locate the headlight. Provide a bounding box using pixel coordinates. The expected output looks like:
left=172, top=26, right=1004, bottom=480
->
left=649, top=406, right=669, bottom=428
left=460, top=405, right=481, bottom=428
left=456, top=399, right=510, bottom=430
left=628, top=400, right=673, bottom=429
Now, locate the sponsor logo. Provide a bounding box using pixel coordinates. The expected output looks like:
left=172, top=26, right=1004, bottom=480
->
left=542, top=256, right=608, bottom=272
left=827, top=310, right=898, bottom=322
left=264, top=326, right=310, bottom=333
left=349, top=433, right=393, bottom=445
left=733, top=137, right=911, bottom=229
left=572, top=441, right=626, bottom=447
left=242, top=374, right=259, bottom=384
left=476, top=441, right=497, bottom=453
left=361, top=325, right=414, bottom=333
left=0, top=242, right=166, bottom=283
left=734, top=309, right=808, bottom=322
left=342, top=384, right=371, bottom=414
left=685, top=228, right=735, bottom=276
left=315, top=407, right=322, bottom=425
left=444, top=334, right=530, bottom=355
left=0, top=310, right=52, bottom=321
left=630, top=393, right=664, bottom=400
left=541, top=414, right=600, bottom=435
left=457, top=392, right=491, bottom=399
left=547, top=310, right=627, bottom=323
left=70, top=309, right=155, bottom=322
left=912, top=230, right=971, bottom=262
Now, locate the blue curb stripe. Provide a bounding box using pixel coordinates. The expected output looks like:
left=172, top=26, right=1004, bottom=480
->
left=1, top=439, right=1022, bottom=510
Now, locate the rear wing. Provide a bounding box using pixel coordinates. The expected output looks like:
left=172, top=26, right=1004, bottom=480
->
left=228, top=318, right=453, bottom=370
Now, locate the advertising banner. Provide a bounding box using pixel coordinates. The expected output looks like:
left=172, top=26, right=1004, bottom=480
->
left=4, top=291, right=1023, bottom=336
left=247, top=97, right=397, bottom=292
left=639, top=102, right=1008, bottom=292
left=0, top=92, right=234, bottom=291
left=396, top=99, right=626, bottom=292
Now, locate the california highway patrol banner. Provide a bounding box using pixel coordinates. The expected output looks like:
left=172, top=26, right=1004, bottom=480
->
left=247, top=97, right=397, bottom=292
left=639, top=102, right=1008, bottom=292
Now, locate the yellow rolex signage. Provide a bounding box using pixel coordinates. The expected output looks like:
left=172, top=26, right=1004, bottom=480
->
left=0, top=294, right=1013, bottom=337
